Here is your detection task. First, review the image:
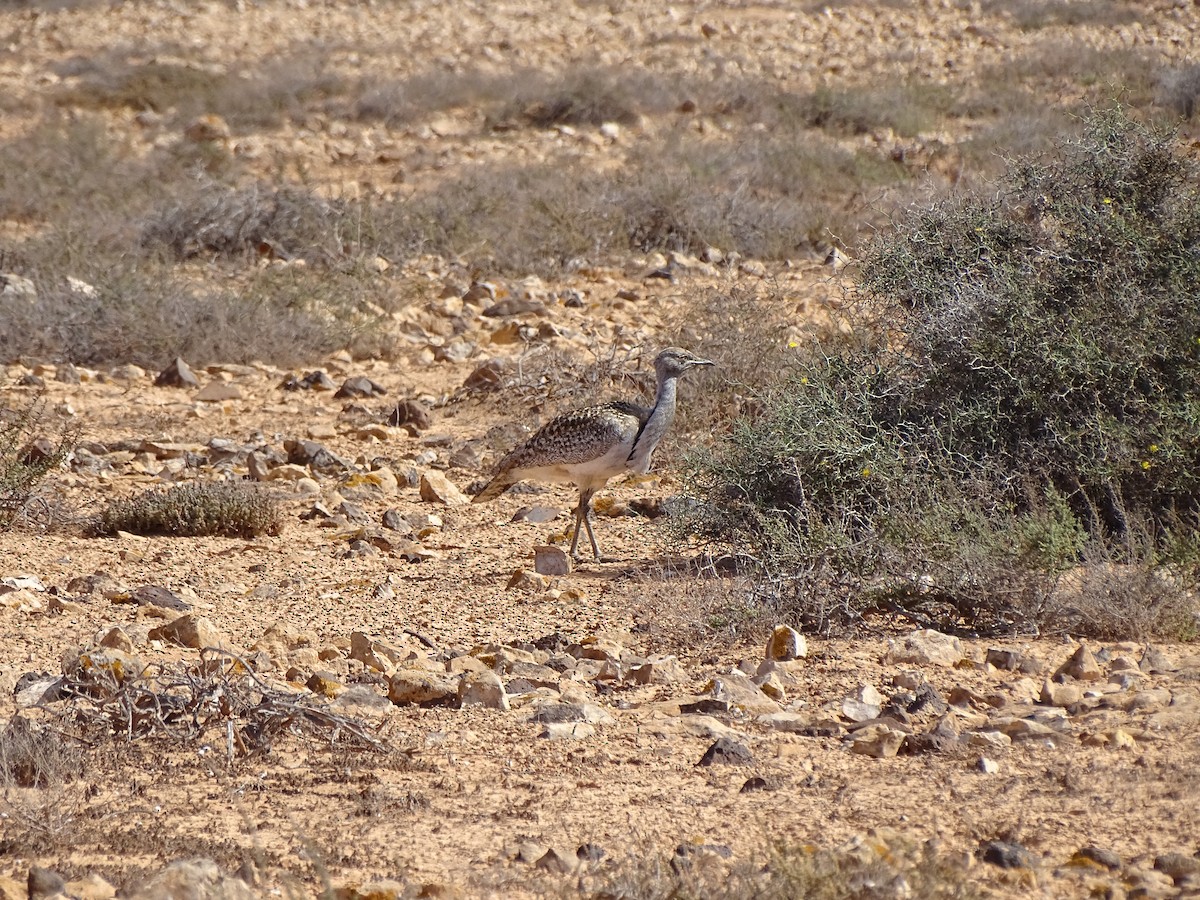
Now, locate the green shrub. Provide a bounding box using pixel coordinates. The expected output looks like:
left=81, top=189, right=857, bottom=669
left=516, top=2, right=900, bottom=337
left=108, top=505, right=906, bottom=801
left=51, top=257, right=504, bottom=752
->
left=684, top=109, right=1200, bottom=637
left=92, top=481, right=282, bottom=538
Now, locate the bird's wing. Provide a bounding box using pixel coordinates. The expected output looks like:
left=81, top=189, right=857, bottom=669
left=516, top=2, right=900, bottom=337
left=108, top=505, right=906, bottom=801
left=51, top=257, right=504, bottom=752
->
left=495, top=402, right=646, bottom=472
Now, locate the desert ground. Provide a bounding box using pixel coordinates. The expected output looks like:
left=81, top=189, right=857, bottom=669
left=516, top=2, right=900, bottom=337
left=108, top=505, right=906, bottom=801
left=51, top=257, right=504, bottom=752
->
left=2, top=0, right=1200, bottom=897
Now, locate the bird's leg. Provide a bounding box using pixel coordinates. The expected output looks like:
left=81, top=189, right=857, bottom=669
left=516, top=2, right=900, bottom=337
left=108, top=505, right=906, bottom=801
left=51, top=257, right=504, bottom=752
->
left=570, top=487, right=600, bottom=560
left=581, top=493, right=601, bottom=561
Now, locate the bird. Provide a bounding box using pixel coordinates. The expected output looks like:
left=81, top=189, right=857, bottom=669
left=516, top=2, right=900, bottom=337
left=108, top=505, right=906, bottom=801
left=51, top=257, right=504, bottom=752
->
left=472, top=347, right=714, bottom=560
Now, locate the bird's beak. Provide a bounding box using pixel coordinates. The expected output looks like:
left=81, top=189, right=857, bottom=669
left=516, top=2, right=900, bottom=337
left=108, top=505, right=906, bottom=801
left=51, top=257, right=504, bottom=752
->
left=692, top=357, right=715, bottom=368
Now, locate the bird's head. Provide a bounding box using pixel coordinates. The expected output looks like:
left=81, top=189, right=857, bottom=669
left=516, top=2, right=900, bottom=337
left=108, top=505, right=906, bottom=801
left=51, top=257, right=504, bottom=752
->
left=654, top=347, right=715, bottom=378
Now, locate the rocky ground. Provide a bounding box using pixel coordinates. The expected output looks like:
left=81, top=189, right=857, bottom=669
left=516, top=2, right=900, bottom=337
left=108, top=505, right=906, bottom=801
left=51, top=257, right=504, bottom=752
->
left=2, top=1, right=1200, bottom=898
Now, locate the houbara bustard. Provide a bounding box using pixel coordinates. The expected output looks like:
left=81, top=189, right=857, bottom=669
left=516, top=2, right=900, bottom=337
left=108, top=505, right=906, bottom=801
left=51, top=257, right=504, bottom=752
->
left=472, top=347, right=714, bottom=560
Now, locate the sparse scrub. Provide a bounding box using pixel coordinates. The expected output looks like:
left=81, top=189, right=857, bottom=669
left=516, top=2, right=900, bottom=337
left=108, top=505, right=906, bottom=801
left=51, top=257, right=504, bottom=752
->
left=141, top=181, right=355, bottom=261
left=684, top=109, right=1200, bottom=638
left=0, top=715, right=85, bottom=852
left=92, top=481, right=282, bottom=538
left=0, top=394, right=76, bottom=530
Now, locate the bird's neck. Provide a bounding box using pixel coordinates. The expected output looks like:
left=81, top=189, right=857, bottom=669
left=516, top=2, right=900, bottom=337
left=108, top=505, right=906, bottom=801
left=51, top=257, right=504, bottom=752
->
left=626, top=372, right=677, bottom=473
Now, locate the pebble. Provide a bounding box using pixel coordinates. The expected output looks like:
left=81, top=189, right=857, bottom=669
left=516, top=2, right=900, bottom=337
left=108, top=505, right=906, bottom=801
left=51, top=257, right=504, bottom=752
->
left=765, top=624, right=807, bottom=661
left=886, top=629, right=963, bottom=666
left=980, top=840, right=1036, bottom=869
left=696, top=737, right=754, bottom=766
left=419, top=470, right=469, bottom=505
left=533, top=544, right=571, bottom=576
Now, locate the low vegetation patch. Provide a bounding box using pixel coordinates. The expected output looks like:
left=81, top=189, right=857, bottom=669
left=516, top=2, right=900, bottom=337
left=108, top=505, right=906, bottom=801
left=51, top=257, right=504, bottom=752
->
left=684, top=109, right=1200, bottom=639
left=91, top=481, right=283, bottom=538
left=0, top=394, right=77, bottom=531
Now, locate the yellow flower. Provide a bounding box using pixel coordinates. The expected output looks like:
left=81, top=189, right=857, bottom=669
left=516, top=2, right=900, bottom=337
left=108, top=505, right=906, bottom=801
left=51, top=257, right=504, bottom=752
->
left=1102, top=197, right=1113, bottom=205
left=1149, top=444, right=1159, bottom=453
left=861, top=467, right=872, bottom=477
left=800, top=376, right=809, bottom=385
left=1141, top=460, right=1151, bottom=470
left=788, top=340, right=799, bottom=349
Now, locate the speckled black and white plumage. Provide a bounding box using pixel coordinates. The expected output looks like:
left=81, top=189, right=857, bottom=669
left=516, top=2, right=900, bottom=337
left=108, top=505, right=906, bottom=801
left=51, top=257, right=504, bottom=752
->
left=472, top=347, right=713, bottom=559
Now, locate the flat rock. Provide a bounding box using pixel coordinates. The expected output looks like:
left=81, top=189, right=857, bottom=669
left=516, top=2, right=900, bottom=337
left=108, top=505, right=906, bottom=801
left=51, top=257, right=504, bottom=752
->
left=886, top=629, right=963, bottom=667
left=458, top=670, right=509, bottom=710
left=194, top=381, right=243, bottom=402
left=696, top=737, right=754, bottom=766
left=419, top=470, right=469, bottom=505
left=533, top=544, right=571, bottom=576
left=848, top=723, right=906, bottom=758
left=387, top=669, right=458, bottom=706
left=148, top=614, right=226, bottom=650
left=539, top=722, right=596, bottom=740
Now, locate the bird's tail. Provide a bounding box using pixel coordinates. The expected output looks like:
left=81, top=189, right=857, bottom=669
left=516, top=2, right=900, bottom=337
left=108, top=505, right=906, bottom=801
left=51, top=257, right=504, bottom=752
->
left=471, top=473, right=514, bottom=503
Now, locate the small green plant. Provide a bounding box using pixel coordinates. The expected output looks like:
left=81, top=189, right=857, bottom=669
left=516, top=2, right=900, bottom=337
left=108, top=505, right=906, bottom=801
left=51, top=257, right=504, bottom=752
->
left=92, top=481, right=283, bottom=538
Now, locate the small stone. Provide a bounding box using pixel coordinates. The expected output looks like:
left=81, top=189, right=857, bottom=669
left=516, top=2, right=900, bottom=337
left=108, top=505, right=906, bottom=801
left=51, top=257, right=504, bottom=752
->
left=349, top=631, right=409, bottom=672
left=154, top=357, right=201, bottom=388
left=1140, top=645, right=1177, bottom=674
left=334, top=376, right=386, bottom=399
left=841, top=684, right=884, bottom=722
left=848, top=723, right=906, bottom=758
left=1154, top=852, right=1200, bottom=881
left=1040, top=679, right=1084, bottom=707
left=1074, top=846, right=1122, bottom=870
left=886, top=629, right=963, bottom=667
left=507, top=569, right=548, bottom=592
left=902, top=715, right=961, bottom=755
left=419, top=470, right=469, bottom=505
left=628, top=655, right=684, bottom=685
left=765, top=624, right=807, bottom=661
left=458, top=670, right=509, bottom=710
left=64, top=873, right=118, bottom=899
left=463, top=358, right=507, bottom=390
left=306, top=671, right=346, bottom=698
left=534, top=847, right=575, bottom=874
left=696, top=737, right=754, bottom=766
left=148, top=614, right=226, bottom=650
left=388, top=399, right=434, bottom=431
left=387, top=669, right=458, bottom=706
left=966, top=730, right=1012, bottom=751
left=98, top=625, right=135, bottom=653
left=980, top=841, right=1037, bottom=869
left=533, top=545, right=571, bottom=576
left=539, top=722, right=596, bottom=740
left=128, top=584, right=191, bottom=611
left=28, top=867, right=66, bottom=899
left=1055, top=643, right=1103, bottom=682
left=194, top=381, right=243, bottom=402
left=976, top=757, right=1000, bottom=774
left=511, top=505, right=561, bottom=524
